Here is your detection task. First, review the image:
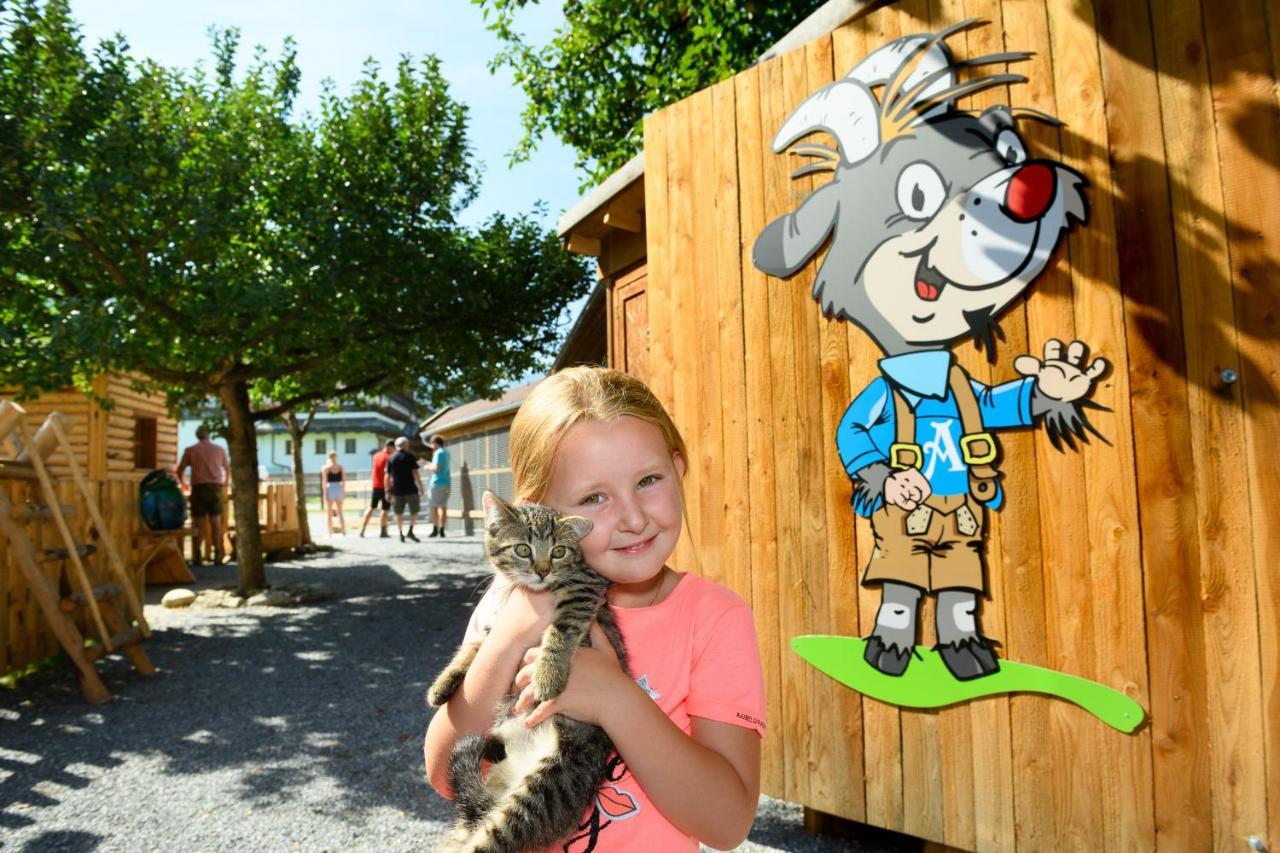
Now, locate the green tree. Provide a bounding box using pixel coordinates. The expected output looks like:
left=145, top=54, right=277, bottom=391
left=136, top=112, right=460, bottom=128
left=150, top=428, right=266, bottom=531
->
left=1, top=0, right=591, bottom=593
left=476, top=0, right=824, bottom=184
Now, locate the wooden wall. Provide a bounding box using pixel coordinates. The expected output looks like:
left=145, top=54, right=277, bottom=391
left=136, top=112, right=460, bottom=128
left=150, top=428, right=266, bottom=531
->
left=0, top=374, right=178, bottom=483
left=640, top=0, right=1279, bottom=849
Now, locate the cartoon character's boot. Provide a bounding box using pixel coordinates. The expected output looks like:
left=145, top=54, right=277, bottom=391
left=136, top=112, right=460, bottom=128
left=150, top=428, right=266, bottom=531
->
left=864, top=582, right=920, bottom=676
left=935, top=589, right=1000, bottom=680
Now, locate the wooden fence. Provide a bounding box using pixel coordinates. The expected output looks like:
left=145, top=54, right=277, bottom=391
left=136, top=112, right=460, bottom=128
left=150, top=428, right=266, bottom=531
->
left=639, top=0, right=1278, bottom=849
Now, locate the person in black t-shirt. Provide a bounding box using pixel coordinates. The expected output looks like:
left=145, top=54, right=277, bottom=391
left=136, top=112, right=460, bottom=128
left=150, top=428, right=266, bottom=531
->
left=385, top=436, right=424, bottom=542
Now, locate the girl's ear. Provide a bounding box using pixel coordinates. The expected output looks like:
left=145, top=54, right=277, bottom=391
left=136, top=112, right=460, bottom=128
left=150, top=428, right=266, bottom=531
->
left=561, top=515, right=594, bottom=543
left=672, top=450, right=687, bottom=481
left=482, top=490, right=517, bottom=527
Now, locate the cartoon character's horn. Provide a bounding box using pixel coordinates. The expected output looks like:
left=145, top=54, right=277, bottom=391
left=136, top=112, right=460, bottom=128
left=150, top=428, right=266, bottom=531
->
left=771, top=80, right=880, bottom=166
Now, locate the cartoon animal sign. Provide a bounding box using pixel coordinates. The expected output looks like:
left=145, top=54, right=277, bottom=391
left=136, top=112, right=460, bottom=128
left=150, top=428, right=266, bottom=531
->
left=754, top=20, right=1140, bottom=727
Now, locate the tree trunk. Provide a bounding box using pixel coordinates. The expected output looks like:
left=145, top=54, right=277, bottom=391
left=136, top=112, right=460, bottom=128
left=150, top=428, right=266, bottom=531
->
left=285, top=410, right=315, bottom=547
left=219, top=379, right=266, bottom=594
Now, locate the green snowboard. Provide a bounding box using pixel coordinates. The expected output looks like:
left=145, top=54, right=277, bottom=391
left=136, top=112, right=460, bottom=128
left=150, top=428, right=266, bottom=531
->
left=792, top=635, right=1145, bottom=734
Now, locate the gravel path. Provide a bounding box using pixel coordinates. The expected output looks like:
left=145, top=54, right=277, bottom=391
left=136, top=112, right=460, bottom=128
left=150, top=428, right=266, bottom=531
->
left=0, top=521, right=915, bottom=853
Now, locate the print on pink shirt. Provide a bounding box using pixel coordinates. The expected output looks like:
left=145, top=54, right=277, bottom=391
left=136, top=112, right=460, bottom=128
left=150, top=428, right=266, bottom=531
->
left=562, top=755, right=639, bottom=852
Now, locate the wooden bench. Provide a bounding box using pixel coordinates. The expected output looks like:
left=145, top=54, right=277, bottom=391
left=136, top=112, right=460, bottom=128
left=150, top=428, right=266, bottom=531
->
left=133, top=528, right=193, bottom=584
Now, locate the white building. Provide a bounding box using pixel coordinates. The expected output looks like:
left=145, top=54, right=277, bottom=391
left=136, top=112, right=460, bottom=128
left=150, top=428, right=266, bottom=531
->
left=176, top=393, right=419, bottom=485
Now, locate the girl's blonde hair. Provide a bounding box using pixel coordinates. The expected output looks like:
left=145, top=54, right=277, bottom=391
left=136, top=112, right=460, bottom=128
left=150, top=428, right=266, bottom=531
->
left=327, top=451, right=337, bottom=462
left=510, top=367, right=687, bottom=502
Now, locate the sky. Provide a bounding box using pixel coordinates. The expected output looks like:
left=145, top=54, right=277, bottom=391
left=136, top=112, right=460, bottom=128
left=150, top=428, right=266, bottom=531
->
left=67, top=0, right=585, bottom=230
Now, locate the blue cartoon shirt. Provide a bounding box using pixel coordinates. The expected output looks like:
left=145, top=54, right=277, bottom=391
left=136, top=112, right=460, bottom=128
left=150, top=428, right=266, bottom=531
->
left=837, top=350, right=1035, bottom=517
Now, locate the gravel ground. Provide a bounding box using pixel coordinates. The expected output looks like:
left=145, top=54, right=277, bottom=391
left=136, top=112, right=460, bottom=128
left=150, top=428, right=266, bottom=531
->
left=0, top=517, right=917, bottom=853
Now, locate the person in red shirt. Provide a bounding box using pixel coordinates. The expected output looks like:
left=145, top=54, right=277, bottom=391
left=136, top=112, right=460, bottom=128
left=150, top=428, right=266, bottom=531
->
left=359, top=439, right=395, bottom=538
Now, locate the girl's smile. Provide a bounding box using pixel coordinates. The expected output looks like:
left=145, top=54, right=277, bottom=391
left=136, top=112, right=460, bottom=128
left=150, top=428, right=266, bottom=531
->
left=540, top=415, right=685, bottom=607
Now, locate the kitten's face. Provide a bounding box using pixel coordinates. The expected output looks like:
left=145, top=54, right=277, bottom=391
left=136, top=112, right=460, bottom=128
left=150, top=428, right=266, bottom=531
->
left=483, top=493, right=592, bottom=592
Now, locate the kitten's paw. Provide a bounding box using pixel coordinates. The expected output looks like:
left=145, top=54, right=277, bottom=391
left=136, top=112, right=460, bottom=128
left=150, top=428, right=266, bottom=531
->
left=532, top=660, right=569, bottom=702
left=426, top=672, right=460, bottom=708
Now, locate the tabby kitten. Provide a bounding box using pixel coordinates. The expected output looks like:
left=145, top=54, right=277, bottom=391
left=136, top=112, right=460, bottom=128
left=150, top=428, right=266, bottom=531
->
left=427, top=490, right=630, bottom=853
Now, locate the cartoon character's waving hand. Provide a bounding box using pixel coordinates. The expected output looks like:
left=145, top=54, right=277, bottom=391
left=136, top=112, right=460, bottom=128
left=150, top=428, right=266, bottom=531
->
left=1016, top=339, right=1110, bottom=450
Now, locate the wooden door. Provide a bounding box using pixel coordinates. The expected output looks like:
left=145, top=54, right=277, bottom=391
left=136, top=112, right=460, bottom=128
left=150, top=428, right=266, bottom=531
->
left=610, top=263, right=649, bottom=382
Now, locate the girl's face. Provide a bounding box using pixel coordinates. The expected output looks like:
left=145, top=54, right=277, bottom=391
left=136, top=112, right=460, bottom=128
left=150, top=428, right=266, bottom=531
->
left=541, top=415, right=685, bottom=596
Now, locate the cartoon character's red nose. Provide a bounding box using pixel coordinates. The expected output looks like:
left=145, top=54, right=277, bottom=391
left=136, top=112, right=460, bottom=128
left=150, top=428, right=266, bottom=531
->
left=1004, top=163, right=1056, bottom=222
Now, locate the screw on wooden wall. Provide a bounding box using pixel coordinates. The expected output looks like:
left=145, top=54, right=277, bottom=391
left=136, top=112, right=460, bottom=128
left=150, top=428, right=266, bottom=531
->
left=1246, top=835, right=1268, bottom=852
left=1221, top=369, right=1239, bottom=385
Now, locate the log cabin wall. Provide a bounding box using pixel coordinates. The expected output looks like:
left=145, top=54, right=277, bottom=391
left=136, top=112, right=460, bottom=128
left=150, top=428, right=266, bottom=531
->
left=639, top=0, right=1279, bottom=849
left=0, top=374, right=178, bottom=483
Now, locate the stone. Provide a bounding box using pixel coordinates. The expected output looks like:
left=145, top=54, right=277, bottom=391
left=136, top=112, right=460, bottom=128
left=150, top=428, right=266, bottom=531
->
left=161, top=588, right=197, bottom=608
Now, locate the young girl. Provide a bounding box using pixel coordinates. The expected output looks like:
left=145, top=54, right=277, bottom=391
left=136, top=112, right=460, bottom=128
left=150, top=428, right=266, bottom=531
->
left=424, top=367, right=766, bottom=851
left=319, top=450, right=346, bottom=536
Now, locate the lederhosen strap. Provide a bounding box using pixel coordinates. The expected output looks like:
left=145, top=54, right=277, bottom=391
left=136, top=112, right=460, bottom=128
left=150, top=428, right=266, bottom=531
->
left=888, top=366, right=1000, bottom=502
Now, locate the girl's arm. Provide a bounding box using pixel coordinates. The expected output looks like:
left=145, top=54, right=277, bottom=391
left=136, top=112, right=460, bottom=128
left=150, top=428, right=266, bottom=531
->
left=515, top=645, right=761, bottom=849
left=423, top=587, right=556, bottom=797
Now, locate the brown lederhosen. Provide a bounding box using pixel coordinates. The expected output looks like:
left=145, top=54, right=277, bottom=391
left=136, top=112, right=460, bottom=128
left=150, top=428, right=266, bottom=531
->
left=862, top=366, right=1000, bottom=594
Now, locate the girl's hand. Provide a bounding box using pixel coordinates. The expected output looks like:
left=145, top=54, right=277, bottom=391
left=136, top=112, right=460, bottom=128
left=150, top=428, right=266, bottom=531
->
left=489, top=584, right=558, bottom=649
left=513, top=623, right=626, bottom=727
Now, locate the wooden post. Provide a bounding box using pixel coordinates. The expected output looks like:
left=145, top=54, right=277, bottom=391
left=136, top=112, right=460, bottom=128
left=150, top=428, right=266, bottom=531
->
left=0, top=400, right=24, bottom=440
left=15, top=413, right=64, bottom=464
left=16, top=417, right=111, bottom=647
left=47, top=416, right=150, bottom=638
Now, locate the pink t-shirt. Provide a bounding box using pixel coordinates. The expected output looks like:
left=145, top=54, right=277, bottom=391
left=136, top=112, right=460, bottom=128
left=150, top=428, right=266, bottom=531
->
left=461, top=572, right=767, bottom=852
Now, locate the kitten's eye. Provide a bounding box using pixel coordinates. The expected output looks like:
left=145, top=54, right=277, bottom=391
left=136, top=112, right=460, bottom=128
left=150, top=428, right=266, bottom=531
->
left=514, top=544, right=532, bottom=558
left=551, top=546, right=567, bottom=559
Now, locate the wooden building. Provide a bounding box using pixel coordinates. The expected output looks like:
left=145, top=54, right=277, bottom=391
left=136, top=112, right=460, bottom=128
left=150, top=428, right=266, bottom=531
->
left=1, top=374, right=178, bottom=678
left=560, top=0, right=1279, bottom=849
left=1, top=374, right=178, bottom=483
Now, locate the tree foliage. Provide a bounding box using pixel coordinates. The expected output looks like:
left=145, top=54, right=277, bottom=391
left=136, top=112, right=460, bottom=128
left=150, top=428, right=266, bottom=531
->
left=1, top=0, right=592, bottom=590
left=475, top=0, right=824, bottom=184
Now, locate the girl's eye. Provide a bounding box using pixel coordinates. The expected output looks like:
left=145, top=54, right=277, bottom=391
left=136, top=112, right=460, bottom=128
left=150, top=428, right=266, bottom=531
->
left=579, top=493, right=604, bottom=506
left=638, top=474, right=660, bottom=488
left=514, top=544, right=532, bottom=558
left=551, top=546, right=567, bottom=559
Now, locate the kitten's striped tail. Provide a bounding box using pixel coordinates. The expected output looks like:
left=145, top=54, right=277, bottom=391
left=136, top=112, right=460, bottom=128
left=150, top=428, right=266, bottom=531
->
left=449, top=734, right=497, bottom=828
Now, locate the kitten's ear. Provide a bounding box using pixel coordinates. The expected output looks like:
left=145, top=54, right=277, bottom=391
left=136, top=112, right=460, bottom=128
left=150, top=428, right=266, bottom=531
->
left=561, top=515, right=593, bottom=543
left=483, top=490, right=517, bottom=527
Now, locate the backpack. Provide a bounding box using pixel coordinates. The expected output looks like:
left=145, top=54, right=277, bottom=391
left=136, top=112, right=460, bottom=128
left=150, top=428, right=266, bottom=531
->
left=140, top=469, right=187, bottom=531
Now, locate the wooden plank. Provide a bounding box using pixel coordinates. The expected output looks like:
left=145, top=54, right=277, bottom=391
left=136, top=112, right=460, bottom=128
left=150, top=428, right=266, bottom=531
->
left=710, top=77, right=753, bottom=611
left=999, top=1, right=1108, bottom=847
left=1148, top=0, right=1271, bottom=847
left=883, top=2, right=947, bottom=841
left=790, top=32, right=859, bottom=822
left=940, top=4, right=1016, bottom=849
left=1092, top=0, right=1216, bottom=848
left=733, top=62, right=786, bottom=799
left=1045, top=2, right=1157, bottom=848
left=663, top=92, right=699, bottom=574
left=760, top=44, right=815, bottom=806
left=687, top=85, right=727, bottom=589
left=830, top=15, right=905, bottom=834
left=1199, top=0, right=1280, bottom=843
left=794, top=28, right=870, bottom=825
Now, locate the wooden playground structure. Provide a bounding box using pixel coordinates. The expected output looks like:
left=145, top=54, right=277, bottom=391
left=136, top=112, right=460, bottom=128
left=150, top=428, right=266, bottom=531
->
left=0, top=377, right=302, bottom=701
left=0, top=401, right=154, bottom=703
